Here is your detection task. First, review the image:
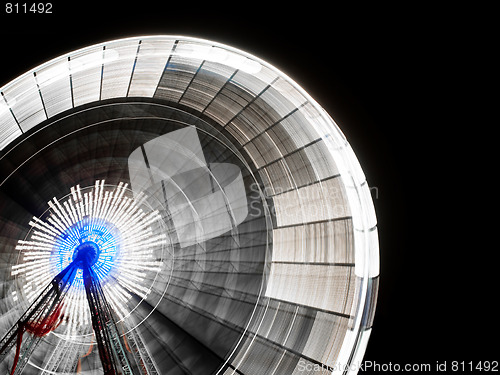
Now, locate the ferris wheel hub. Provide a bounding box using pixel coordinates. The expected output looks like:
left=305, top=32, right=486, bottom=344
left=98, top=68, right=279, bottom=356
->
left=73, top=241, right=100, bottom=267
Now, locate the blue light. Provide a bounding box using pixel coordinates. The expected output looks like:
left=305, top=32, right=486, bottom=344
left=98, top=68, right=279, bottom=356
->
left=52, top=217, right=120, bottom=286
left=73, top=241, right=100, bottom=265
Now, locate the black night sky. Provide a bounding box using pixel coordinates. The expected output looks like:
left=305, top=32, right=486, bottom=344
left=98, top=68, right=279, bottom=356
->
left=0, top=2, right=494, bottom=372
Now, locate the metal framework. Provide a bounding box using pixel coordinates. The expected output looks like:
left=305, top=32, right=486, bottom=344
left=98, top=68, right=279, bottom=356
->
left=82, top=264, right=134, bottom=375
left=0, top=242, right=157, bottom=375
left=0, top=262, right=77, bottom=374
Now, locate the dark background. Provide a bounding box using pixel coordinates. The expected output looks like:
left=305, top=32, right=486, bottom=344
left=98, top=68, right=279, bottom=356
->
left=0, top=2, right=494, bottom=372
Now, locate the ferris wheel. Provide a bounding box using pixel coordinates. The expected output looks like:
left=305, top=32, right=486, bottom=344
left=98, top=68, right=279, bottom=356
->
left=0, top=36, right=378, bottom=375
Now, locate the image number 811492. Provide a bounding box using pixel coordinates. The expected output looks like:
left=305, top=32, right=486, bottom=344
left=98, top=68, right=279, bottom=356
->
left=5, top=3, right=52, bottom=13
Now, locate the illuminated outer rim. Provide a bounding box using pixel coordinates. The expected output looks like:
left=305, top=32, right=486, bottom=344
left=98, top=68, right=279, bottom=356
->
left=0, top=36, right=379, bottom=373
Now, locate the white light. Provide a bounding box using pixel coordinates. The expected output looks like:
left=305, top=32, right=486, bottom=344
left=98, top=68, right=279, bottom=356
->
left=0, top=96, right=16, bottom=114
left=35, top=62, right=70, bottom=86
left=174, top=44, right=261, bottom=74
left=12, top=180, right=168, bottom=336
left=69, top=49, right=119, bottom=74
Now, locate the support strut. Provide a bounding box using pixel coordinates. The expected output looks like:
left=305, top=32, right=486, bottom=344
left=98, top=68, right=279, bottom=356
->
left=0, top=263, right=78, bottom=374
left=82, top=265, right=135, bottom=375
left=1, top=244, right=145, bottom=374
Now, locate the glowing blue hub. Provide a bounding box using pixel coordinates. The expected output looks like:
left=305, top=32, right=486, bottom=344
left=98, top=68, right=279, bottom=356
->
left=53, top=218, right=120, bottom=285
left=73, top=241, right=100, bottom=266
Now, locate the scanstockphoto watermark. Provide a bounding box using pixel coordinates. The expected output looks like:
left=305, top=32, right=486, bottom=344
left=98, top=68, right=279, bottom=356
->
left=296, top=360, right=499, bottom=372
left=296, top=360, right=433, bottom=373
left=247, top=182, right=379, bottom=219
left=294, top=360, right=425, bottom=373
